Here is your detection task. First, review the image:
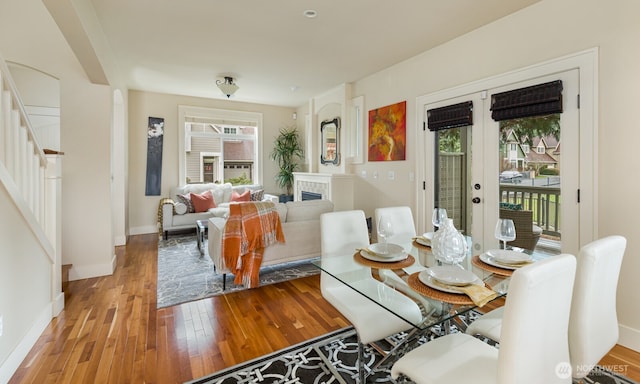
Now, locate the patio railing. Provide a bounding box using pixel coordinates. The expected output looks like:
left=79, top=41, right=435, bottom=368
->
left=500, top=184, right=561, bottom=238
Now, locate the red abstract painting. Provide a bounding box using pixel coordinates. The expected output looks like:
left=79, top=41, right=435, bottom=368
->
left=368, top=101, right=406, bottom=161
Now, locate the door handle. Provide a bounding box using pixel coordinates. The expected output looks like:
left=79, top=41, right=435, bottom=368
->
left=472, top=197, right=481, bottom=204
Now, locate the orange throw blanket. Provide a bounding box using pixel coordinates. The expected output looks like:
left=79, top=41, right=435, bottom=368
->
left=222, top=201, right=285, bottom=288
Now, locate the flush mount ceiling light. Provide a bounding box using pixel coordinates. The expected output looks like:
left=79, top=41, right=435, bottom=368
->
left=216, top=76, right=239, bottom=98
left=303, top=9, right=318, bottom=18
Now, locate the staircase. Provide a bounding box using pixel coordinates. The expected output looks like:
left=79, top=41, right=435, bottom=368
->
left=0, top=55, right=64, bottom=314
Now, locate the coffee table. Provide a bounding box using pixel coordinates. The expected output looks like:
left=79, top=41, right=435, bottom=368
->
left=196, top=219, right=209, bottom=255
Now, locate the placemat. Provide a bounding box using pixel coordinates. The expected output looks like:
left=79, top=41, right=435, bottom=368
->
left=471, top=255, right=513, bottom=276
left=407, top=272, right=475, bottom=305
left=412, top=239, right=431, bottom=251
left=353, top=252, right=415, bottom=269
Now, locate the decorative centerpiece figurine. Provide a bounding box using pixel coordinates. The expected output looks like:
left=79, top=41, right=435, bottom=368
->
left=431, top=218, right=467, bottom=265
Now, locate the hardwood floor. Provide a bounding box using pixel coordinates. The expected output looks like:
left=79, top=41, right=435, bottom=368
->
left=8, top=234, right=640, bottom=383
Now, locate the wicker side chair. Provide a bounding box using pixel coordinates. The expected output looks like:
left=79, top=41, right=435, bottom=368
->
left=499, top=208, right=542, bottom=250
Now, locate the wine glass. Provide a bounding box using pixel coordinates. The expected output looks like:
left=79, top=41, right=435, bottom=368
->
left=431, top=208, right=448, bottom=230
left=377, top=215, right=394, bottom=254
left=495, top=219, right=516, bottom=249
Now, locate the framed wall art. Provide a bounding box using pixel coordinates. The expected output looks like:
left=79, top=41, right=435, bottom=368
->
left=368, top=100, right=406, bottom=161
left=145, top=116, right=164, bottom=196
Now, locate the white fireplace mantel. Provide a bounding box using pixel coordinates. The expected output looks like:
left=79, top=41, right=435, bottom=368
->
left=293, top=172, right=353, bottom=211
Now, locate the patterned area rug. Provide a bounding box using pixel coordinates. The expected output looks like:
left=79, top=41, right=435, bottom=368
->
left=157, top=234, right=320, bottom=308
left=187, top=310, right=638, bottom=384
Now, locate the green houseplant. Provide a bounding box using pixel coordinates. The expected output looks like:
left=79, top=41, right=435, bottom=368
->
left=270, top=126, right=304, bottom=201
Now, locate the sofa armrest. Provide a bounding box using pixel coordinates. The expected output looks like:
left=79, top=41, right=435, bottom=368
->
left=208, top=217, right=230, bottom=273
left=157, top=198, right=175, bottom=238
left=162, top=200, right=175, bottom=230
left=263, top=193, right=279, bottom=203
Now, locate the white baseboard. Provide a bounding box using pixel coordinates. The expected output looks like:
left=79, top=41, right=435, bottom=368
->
left=114, top=234, right=127, bottom=246
left=68, top=260, right=115, bottom=281
left=619, top=324, right=640, bottom=352
left=0, top=305, right=52, bottom=383
left=52, top=292, right=65, bottom=317
left=129, top=225, right=159, bottom=236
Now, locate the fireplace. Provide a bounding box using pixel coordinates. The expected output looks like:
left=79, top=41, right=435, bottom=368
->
left=293, top=172, right=353, bottom=210
left=301, top=191, right=322, bottom=201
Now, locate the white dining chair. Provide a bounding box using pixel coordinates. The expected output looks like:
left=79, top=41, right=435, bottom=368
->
left=373, top=206, right=434, bottom=313
left=374, top=206, right=417, bottom=248
left=569, top=235, right=626, bottom=379
left=391, top=253, right=577, bottom=384
left=320, top=210, right=422, bottom=383
left=465, top=236, right=626, bottom=380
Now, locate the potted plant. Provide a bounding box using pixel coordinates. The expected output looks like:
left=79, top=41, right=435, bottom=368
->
left=270, top=126, right=304, bottom=202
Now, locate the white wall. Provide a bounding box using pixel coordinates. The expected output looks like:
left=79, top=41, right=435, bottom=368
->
left=349, top=0, right=640, bottom=349
left=127, top=90, right=296, bottom=235
left=0, top=0, right=116, bottom=282
left=0, top=185, right=52, bottom=382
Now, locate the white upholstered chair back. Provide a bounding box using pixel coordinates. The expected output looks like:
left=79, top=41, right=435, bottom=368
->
left=498, top=253, right=576, bottom=384
left=320, top=210, right=370, bottom=258
left=569, top=235, right=626, bottom=379
left=374, top=206, right=416, bottom=248
left=319, top=210, right=374, bottom=296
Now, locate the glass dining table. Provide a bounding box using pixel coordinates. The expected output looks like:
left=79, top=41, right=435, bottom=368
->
left=313, top=239, right=547, bottom=342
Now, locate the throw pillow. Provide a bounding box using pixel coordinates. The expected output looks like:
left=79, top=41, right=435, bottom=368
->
left=175, top=193, right=195, bottom=213
left=191, top=190, right=216, bottom=212
left=174, top=202, right=188, bottom=215
left=250, top=189, right=264, bottom=201
left=230, top=190, right=251, bottom=202
left=499, top=202, right=523, bottom=210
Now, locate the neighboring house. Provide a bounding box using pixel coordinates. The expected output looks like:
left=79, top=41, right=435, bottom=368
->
left=500, top=130, right=560, bottom=175
left=500, top=129, right=527, bottom=171
left=528, top=135, right=560, bottom=173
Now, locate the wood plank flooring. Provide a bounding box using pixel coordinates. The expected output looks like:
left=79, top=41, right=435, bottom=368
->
left=8, top=234, right=640, bottom=383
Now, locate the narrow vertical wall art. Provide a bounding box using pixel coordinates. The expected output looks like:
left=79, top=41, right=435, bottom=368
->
left=145, top=116, right=164, bottom=196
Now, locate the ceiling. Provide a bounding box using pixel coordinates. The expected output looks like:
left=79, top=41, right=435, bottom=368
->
left=69, top=0, right=540, bottom=107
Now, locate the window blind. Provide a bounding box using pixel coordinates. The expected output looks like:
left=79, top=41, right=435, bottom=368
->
left=490, top=80, right=563, bottom=121
left=427, top=101, right=473, bottom=131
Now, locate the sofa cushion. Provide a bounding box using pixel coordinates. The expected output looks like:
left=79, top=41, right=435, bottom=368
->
left=212, top=183, right=233, bottom=203
left=173, top=211, right=215, bottom=226
left=285, top=200, right=334, bottom=222
left=208, top=207, right=230, bottom=218
left=192, top=190, right=216, bottom=212
left=274, top=203, right=288, bottom=223
left=175, top=193, right=195, bottom=213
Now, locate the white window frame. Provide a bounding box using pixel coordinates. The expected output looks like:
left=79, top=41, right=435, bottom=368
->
left=416, top=48, right=598, bottom=253
left=178, top=105, right=263, bottom=185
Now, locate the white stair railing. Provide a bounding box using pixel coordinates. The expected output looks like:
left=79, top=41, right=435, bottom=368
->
left=0, top=56, right=54, bottom=263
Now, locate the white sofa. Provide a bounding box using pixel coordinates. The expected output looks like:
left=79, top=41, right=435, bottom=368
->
left=208, top=199, right=335, bottom=288
left=160, top=183, right=277, bottom=239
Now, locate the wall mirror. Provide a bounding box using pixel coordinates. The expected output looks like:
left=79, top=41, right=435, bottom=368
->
left=320, top=117, right=340, bottom=165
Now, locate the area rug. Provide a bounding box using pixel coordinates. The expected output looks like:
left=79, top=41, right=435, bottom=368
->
left=157, top=234, right=320, bottom=308
left=187, top=310, right=638, bottom=384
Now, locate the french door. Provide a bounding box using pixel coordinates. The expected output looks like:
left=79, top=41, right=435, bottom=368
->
left=419, top=69, right=581, bottom=255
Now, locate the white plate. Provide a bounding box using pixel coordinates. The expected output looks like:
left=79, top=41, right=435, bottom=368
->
left=418, top=270, right=483, bottom=294
left=479, top=252, right=530, bottom=270
left=360, top=249, right=407, bottom=262
left=485, top=249, right=532, bottom=264
left=425, top=265, right=478, bottom=286
left=368, top=243, right=405, bottom=258
left=415, top=232, right=434, bottom=246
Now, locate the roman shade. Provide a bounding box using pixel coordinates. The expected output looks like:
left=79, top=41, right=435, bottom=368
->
left=427, top=101, right=473, bottom=131
left=490, top=80, right=563, bottom=121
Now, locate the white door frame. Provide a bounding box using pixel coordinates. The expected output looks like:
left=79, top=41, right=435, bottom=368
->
left=416, top=48, right=598, bottom=255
